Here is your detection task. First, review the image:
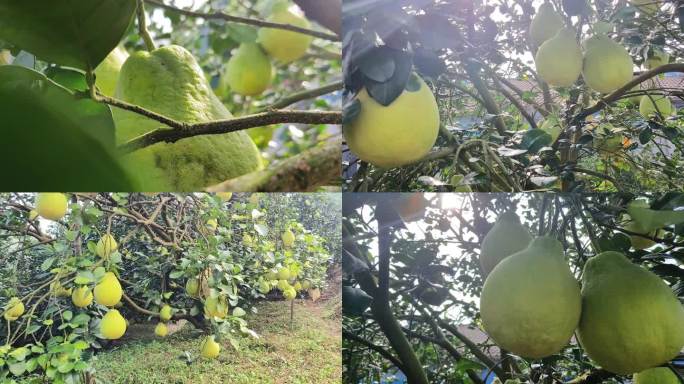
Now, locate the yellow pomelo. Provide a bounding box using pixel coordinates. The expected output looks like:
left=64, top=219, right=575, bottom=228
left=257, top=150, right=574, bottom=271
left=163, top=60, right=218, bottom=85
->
left=100, top=309, right=127, bottom=340
left=35, top=193, right=68, bottom=221
left=257, top=9, right=312, bottom=63
left=223, top=43, right=272, bottom=96
left=258, top=280, right=271, bottom=294
left=577, top=251, right=684, bottom=374
left=216, top=192, right=232, bottom=201
left=204, top=296, right=228, bottom=318
left=94, top=272, right=123, bottom=307
left=50, top=281, right=72, bottom=297
left=96, top=234, right=118, bottom=258
left=186, top=278, right=199, bottom=297
left=535, top=28, right=582, bottom=87
left=582, top=35, right=634, bottom=93
left=293, top=281, right=302, bottom=291
left=155, top=322, right=168, bottom=337
left=277, top=267, right=291, bottom=280
left=71, top=286, right=93, bottom=308
left=283, top=286, right=297, bottom=300
left=529, top=2, right=564, bottom=47
left=644, top=49, right=669, bottom=70
left=277, top=279, right=291, bottom=291
left=95, top=46, right=128, bottom=97
left=159, top=304, right=172, bottom=322
left=281, top=230, right=295, bottom=247
left=344, top=75, right=440, bottom=168
left=479, top=211, right=533, bottom=277
left=3, top=297, right=24, bottom=321
left=634, top=367, right=679, bottom=384
left=639, top=94, right=673, bottom=119
left=480, top=237, right=581, bottom=358
left=201, top=335, right=220, bottom=358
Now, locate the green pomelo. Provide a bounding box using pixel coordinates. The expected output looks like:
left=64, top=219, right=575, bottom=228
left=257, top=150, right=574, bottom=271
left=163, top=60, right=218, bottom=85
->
left=95, top=46, right=128, bottom=97
left=633, top=367, right=679, bottom=384
left=529, top=2, right=564, bottom=47
left=479, top=211, right=532, bottom=276
left=480, top=237, right=581, bottom=359
left=639, top=94, right=674, bottom=120
left=577, top=251, right=684, bottom=375
left=223, top=43, right=272, bottom=96
left=257, top=9, right=312, bottom=63
left=582, top=35, right=634, bottom=93
left=344, top=75, right=439, bottom=168
left=114, top=45, right=263, bottom=191
left=535, top=28, right=583, bottom=87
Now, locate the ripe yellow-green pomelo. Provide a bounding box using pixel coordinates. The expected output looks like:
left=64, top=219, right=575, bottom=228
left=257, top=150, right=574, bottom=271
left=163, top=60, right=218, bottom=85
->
left=277, top=279, right=291, bottom=291
left=293, top=281, right=302, bottom=291
left=3, top=297, right=24, bottom=321
left=392, top=194, right=429, bottom=222
left=114, top=45, right=263, bottom=191
left=257, top=9, right=313, bottom=63
left=639, top=94, right=673, bottom=119
left=344, top=75, right=440, bottom=168
left=258, top=280, right=271, bottom=294
left=206, top=218, right=218, bottom=231
left=185, top=278, right=199, bottom=297
left=265, top=271, right=277, bottom=281
left=36, top=193, right=68, bottom=221
left=577, top=251, right=684, bottom=375
left=100, top=309, right=127, bottom=340
left=282, top=230, right=295, bottom=247
left=535, top=28, right=583, bottom=87
left=479, top=212, right=533, bottom=277
left=540, top=116, right=562, bottom=141
left=644, top=49, right=669, bottom=70
left=155, top=322, right=168, bottom=337
left=159, top=305, right=172, bottom=322
left=94, top=272, right=123, bottom=307
left=94, top=46, right=128, bottom=97
left=223, top=43, right=272, bottom=96
left=201, top=335, right=220, bottom=359
left=216, top=192, right=232, bottom=201
left=283, top=286, right=297, bottom=300
left=204, top=296, right=228, bottom=318
left=71, top=286, right=93, bottom=308
left=582, top=35, right=634, bottom=93
left=96, top=234, right=118, bottom=258
left=529, top=2, right=564, bottom=47
left=480, top=237, right=581, bottom=358
left=634, top=367, right=679, bottom=384
left=277, top=267, right=291, bottom=280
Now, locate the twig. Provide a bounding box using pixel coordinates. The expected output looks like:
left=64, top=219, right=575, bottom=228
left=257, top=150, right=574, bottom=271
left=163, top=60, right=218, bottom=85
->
left=257, top=80, right=343, bottom=112
left=144, top=0, right=340, bottom=41
left=206, top=136, right=341, bottom=192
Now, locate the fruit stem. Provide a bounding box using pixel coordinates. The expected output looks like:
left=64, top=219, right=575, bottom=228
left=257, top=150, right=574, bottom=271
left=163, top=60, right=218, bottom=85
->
left=137, top=0, right=157, bottom=52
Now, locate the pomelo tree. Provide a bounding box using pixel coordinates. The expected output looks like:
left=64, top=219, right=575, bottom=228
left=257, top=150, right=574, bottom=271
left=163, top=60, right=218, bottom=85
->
left=0, top=192, right=339, bottom=383
left=0, top=0, right=341, bottom=191
left=342, top=193, right=684, bottom=383
left=343, top=0, right=683, bottom=192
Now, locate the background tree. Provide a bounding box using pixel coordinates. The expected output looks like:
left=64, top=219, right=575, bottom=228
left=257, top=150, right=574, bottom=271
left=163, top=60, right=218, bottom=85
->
left=342, top=193, right=684, bottom=383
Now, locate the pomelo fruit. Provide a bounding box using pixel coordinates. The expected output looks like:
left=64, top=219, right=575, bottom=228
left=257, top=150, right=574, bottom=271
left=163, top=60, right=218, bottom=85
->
left=100, top=309, right=126, bottom=339
left=71, top=286, right=93, bottom=308
left=282, top=230, right=295, bottom=247
left=223, top=43, right=272, bottom=96
left=96, top=234, right=118, bottom=259
left=35, top=193, right=68, bottom=221
left=344, top=74, right=439, bottom=168
left=257, top=8, right=312, bottom=63
left=3, top=297, right=24, bottom=321
left=159, top=304, right=172, bottom=322
left=529, top=2, right=564, bottom=47
left=577, top=251, right=684, bottom=375
left=201, top=335, right=220, bottom=358
left=95, top=46, right=128, bottom=97
left=155, top=322, right=168, bottom=337
left=535, top=28, right=583, bottom=87
left=94, top=272, right=123, bottom=307
left=582, top=34, right=634, bottom=93
left=634, top=367, right=679, bottom=384
left=479, top=211, right=533, bottom=277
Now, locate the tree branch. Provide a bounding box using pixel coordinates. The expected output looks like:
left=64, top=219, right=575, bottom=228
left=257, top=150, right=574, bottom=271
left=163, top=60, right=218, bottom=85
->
left=144, top=0, right=340, bottom=41
left=343, top=330, right=406, bottom=372
left=257, top=80, right=343, bottom=112
left=206, top=136, right=341, bottom=192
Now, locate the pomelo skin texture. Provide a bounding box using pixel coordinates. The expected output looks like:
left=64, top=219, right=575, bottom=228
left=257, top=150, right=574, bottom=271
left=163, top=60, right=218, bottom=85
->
left=577, top=252, right=684, bottom=375
left=633, top=367, right=679, bottom=384
left=479, top=211, right=533, bottom=276
left=257, top=9, right=313, bottom=63
left=223, top=43, right=272, bottom=96
left=114, top=45, right=263, bottom=191
left=344, top=75, right=440, bottom=168
left=95, top=46, right=128, bottom=97
left=480, top=237, right=581, bottom=359
left=582, top=35, right=634, bottom=93
left=529, top=2, right=564, bottom=47
left=535, top=28, right=583, bottom=87
left=36, top=193, right=68, bottom=221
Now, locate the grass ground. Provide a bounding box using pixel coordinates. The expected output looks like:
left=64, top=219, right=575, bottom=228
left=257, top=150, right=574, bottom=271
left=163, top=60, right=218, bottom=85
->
left=92, top=295, right=341, bottom=384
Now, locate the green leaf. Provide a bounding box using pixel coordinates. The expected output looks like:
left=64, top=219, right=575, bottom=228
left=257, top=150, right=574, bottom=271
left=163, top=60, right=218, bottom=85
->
left=40, top=257, right=56, bottom=271
left=8, top=347, right=30, bottom=361
left=8, top=361, right=26, bottom=376
left=63, top=311, right=73, bottom=321
left=0, top=65, right=135, bottom=190
left=65, top=230, right=78, bottom=242
left=233, top=307, right=246, bottom=317
left=0, top=0, right=137, bottom=70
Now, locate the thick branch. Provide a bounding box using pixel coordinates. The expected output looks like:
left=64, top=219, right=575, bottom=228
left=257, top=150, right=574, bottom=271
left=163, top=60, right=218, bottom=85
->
left=144, top=0, right=340, bottom=41
left=206, top=136, right=341, bottom=192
